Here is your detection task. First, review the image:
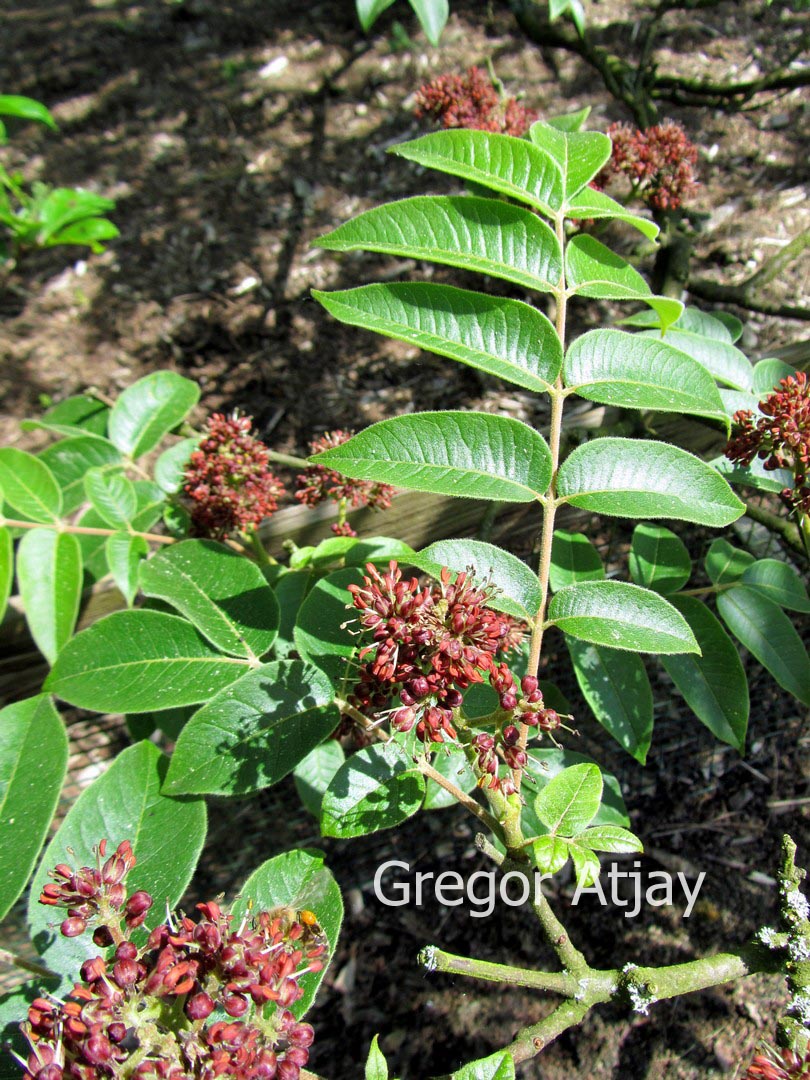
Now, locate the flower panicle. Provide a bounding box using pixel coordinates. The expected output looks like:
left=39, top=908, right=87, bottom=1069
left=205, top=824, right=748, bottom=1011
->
left=414, top=66, right=537, bottom=137
left=183, top=412, right=286, bottom=539
left=295, top=430, right=394, bottom=537
left=21, top=843, right=325, bottom=1080
left=726, top=371, right=810, bottom=515
left=594, top=120, right=698, bottom=211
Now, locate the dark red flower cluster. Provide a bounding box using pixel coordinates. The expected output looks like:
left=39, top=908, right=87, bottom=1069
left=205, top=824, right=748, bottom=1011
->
left=295, top=430, right=394, bottom=537
left=183, top=414, right=286, bottom=538
left=594, top=121, right=698, bottom=211
left=726, top=372, right=810, bottom=515
left=347, top=561, right=560, bottom=791
left=744, top=1046, right=810, bottom=1079
left=20, top=842, right=323, bottom=1080
left=414, top=66, right=537, bottom=136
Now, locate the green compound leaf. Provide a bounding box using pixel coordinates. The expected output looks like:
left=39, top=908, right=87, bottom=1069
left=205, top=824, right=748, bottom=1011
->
left=230, top=849, right=342, bottom=1019
left=528, top=122, right=609, bottom=198
left=356, top=0, right=397, bottom=31
left=294, top=567, right=364, bottom=690
left=741, top=559, right=810, bottom=613
left=39, top=436, right=122, bottom=515
left=565, top=185, right=658, bottom=240
left=661, top=595, right=749, bottom=752
left=309, top=412, right=552, bottom=503
left=549, top=530, right=605, bottom=592
left=46, top=610, right=251, bottom=712
left=557, top=438, right=745, bottom=526
left=108, top=371, right=200, bottom=459
left=164, top=662, right=339, bottom=796
left=0, top=696, right=67, bottom=920
left=17, top=529, right=82, bottom=665
left=531, top=834, right=573, bottom=876
left=321, top=742, right=425, bottom=838
left=140, top=539, right=280, bottom=660
left=28, top=741, right=206, bottom=986
left=414, top=538, right=541, bottom=620
left=566, top=637, right=653, bottom=763
left=0, top=448, right=62, bottom=522
left=0, top=525, right=12, bottom=624
left=549, top=580, right=698, bottom=654
left=712, top=453, right=793, bottom=495
left=313, top=283, right=562, bottom=394
left=639, top=328, right=753, bottom=391
left=41, top=394, right=110, bottom=435
left=294, top=740, right=346, bottom=818
left=407, top=0, right=449, bottom=44
left=629, top=523, right=692, bottom=594
left=84, top=468, right=137, bottom=528
left=717, top=586, right=810, bottom=707
left=106, top=533, right=148, bottom=606
left=450, top=1050, right=515, bottom=1080
left=317, top=196, right=563, bottom=295
left=535, top=763, right=602, bottom=837
left=564, top=329, right=727, bottom=423
left=705, top=538, right=755, bottom=585
left=390, top=129, right=564, bottom=214
left=0, top=94, right=58, bottom=129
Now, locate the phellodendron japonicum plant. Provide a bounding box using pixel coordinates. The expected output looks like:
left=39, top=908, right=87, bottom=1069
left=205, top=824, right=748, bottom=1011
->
left=1, top=119, right=810, bottom=1078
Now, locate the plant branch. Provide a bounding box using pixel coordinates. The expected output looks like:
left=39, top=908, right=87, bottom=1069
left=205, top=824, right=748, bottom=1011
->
left=0, top=517, right=176, bottom=545
left=418, top=945, right=580, bottom=995
left=506, top=998, right=594, bottom=1063
left=0, top=947, right=59, bottom=980
left=742, top=498, right=807, bottom=557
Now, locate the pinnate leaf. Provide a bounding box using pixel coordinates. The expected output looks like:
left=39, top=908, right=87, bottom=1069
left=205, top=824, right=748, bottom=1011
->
left=549, top=530, right=604, bottom=592
left=140, top=539, right=280, bottom=660
left=705, top=538, right=754, bottom=584
left=313, top=283, right=562, bottom=393
left=557, top=438, right=745, bottom=526
left=408, top=0, right=449, bottom=44
left=717, top=587, right=810, bottom=707
left=163, top=662, right=339, bottom=796
left=390, top=129, right=564, bottom=213
left=741, top=559, right=810, bottom=613
left=294, top=741, right=346, bottom=818
left=106, top=533, right=148, bottom=606
left=0, top=525, right=12, bottom=624
left=528, top=122, right=609, bottom=198
left=17, top=529, right=82, bottom=664
left=321, top=743, right=425, bottom=838
left=84, top=468, right=137, bottom=528
left=564, top=329, right=726, bottom=422
left=415, top=538, right=541, bottom=620
left=108, top=371, right=200, bottom=458
left=640, top=328, right=753, bottom=391
left=451, top=1051, right=514, bottom=1080
left=317, top=196, right=563, bottom=295
left=661, top=595, right=749, bottom=751
left=535, top=763, right=602, bottom=836
left=0, top=696, right=67, bottom=920
left=629, top=523, right=692, bottom=594
left=46, top=610, right=251, bottom=712
left=356, top=0, right=397, bottom=31
left=310, top=412, right=552, bottom=502
left=0, top=448, right=61, bottom=522
left=565, top=185, right=658, bottom=240
left=39, top=436, right=122, bottom=514
left=566, top=637, right=653, bottom=763
left=549, top=580, right=698, bottom=654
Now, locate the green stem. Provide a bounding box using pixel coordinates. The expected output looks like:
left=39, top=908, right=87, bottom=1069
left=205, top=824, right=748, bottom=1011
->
left=0, top=947, right=59, bottom=980
left=742, top=498, right=806, bottom=557
left=266, top=449, right=310, bottom=470
left=246, top=527, right=277, bottom=566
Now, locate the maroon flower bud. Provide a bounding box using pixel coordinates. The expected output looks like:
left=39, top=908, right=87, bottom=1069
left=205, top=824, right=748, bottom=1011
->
left=107, top=1023, right=127, bottom=1044
left=83, top=1035, right=114, bottom=1066
left=288, top=1023, right=315, bottom=1049
left=113, top=959, right=140, bottom=987
left=538, top=708, right=560, bottom=731
left=405, top=676, right=430, bottom=700
left=501, top=724, right=520, bottom=746
left=115, top=941, right=138, bottom=962
left=499, top=689, right=518, bottom=710
left=185, top=992, right=215, bottom=1021
left=60, top=916, right=87, bottom=938
left=125, top=891, right=153, bottom=922
left=80, top=957, right=107, bottom=983
left=36, top=1065, right=63, bottom=1080
left=520, top=675, right=538, bottom=696
left=224, top=995, right=249, bottom=1017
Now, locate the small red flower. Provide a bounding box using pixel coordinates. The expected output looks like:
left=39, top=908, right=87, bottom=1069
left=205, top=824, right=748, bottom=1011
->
left=183, top=413, right=286, bottom=538
left=415, top=66, right=537, bottom=137
left=744, top=1046, right=810, bottom=1079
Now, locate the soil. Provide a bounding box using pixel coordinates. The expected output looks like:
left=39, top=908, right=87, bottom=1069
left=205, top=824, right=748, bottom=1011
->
left=1, top=1, right=810, bottom=1078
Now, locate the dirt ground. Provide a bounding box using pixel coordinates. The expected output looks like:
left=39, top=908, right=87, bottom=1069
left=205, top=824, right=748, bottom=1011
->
left=2, top=1, right=810, bottom=1078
